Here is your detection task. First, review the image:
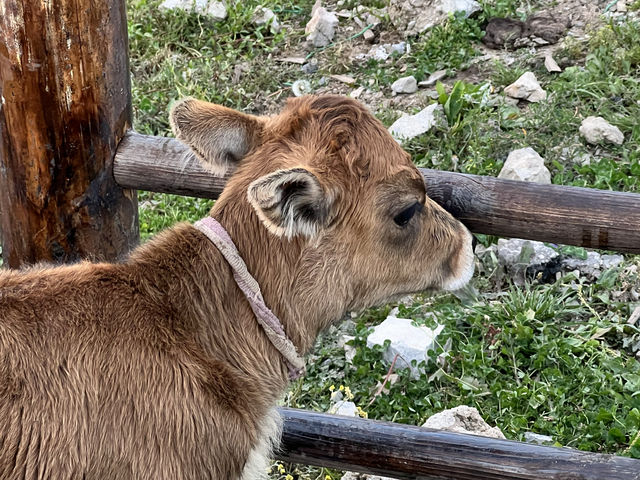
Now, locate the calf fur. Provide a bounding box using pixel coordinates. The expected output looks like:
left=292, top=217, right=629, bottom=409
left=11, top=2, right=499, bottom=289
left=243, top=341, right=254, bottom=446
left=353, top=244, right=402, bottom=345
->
left=0, top=95, right=474, bottom=479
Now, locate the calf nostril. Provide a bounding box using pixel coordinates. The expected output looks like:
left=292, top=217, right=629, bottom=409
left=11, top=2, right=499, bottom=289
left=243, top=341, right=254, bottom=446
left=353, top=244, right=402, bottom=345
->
left=471, top=235, right=479, bottom=251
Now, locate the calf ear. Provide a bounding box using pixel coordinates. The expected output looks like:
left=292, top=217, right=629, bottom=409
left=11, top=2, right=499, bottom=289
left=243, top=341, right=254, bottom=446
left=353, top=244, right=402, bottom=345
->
left=248, top=168, right=332, bottom=239
left=170, top=98, right=264, bottom=176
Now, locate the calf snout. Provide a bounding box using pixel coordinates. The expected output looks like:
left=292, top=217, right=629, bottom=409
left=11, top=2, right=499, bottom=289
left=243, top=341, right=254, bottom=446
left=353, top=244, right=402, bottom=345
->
left=441, top=225, right=475, bottom=291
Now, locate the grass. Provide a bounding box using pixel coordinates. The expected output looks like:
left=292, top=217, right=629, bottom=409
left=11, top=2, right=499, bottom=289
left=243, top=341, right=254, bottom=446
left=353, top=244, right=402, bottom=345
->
left=126, top=0, right=640, bottom=475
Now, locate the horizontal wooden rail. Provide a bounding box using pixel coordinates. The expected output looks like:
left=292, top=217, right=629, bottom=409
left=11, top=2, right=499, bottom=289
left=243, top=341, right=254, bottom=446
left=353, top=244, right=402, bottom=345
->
left=114, top=131, right=640, bottom=253
left=277, top=408, right=640, bottom=480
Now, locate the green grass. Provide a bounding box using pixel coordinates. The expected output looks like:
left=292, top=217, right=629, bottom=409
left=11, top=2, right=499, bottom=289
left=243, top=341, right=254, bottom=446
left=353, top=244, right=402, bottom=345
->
left=128, top=0, right=315, bottom=135
left=126, top=0, right=640, bottom=473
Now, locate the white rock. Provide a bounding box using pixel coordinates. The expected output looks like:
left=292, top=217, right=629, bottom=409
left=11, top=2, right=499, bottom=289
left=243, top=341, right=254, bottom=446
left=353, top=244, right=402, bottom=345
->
left=370, top=45, right=390, bottom=61
left=544, top=55, right=562, bottom=73
left=441, top=0, right=481, bottom=17
left=252, top=6, right=281, bottom=33
left=329, top=400, right=359, bottom=417
left=390, top=42, right=407, bottom=55
left=389, top=0, right=480, bottom=35
left=341, top=335, right=357, bottom=364
left=602, top=254, right=624, bottom=269
left=389, top=103, right=445, bottom=142
left=205, top=1, right=227, bottom=20
left=562, top=251, right=602, bottom=278
left=159, top=0, right=227, bottom=20
left=497, top=238, right=559, bottom=267
left=504, top=72, right=547, bottom=103
left=498, top=147, right=551, bottom=184
left=341, top=472, right=397, bottom=480
left=617, top=0, right=628, bottom=12
left=366, top=314, right=444, bottom=379
left=418, top=69, right=447, bottom=87
left=579, top=116, right=624, bottom=145
left=423, top=405, right=505, bottom=439
left=524, top=431, right=553, bottom=444
left=391, top=75, right=418, bottom=94
left=561, top=252, right=623, bottom=279
left=306, top=6, right=339, bottom=47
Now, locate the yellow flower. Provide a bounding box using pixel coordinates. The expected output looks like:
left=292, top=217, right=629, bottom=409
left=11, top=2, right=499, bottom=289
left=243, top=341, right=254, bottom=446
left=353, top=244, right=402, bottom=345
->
left=339, top=385, right=344, bottom=391
left=329, top=385, right=335, bottom=392
left=325, top=475, right=332, bottom=480
left=344, top=386, right=354, bottom=400
left=357, top=406, right=368, bottom=418
left=277, top=464, right=286, bottom=474
left=285, top=475, right=294, bottom=480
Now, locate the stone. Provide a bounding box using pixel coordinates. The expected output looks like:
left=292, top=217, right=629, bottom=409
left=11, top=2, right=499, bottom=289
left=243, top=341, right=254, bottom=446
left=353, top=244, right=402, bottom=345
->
left=423, top=405, right=505, bottom=439
left=504, top=72, right=547, bottom=103
left=341, top=473, right=396, bottom=480
left=544, top=54, right=561, bottom=73
left=602, top=254, right=624, bottom=269
left=330, top=74, right=356, bottom=84
left=391, top=75, right=418, bottom=94
left=418, top=69, right=447, bottom=87
left=159, top=0, right=227, bottom=21
left=389, top=0, right=480, bottom=36
left=498, top=147, right=551, bottom=184
left=363, top=29, right=375, bottom=42
left=483, top=17, right=525, bottom=49
left=370, top=45, right=390, bottom=61
left=328, top=400, right=359, bottom=417
left=617, top=1, right=628, bottom=12
left=524, top=432, right=553, bottom=444
left=388, top=103, right=445, bottom=143
left=252, top=6, right=281, bottom=33
left=341, top=335, right=357, bottom=364
left=524, top=14, right=568, bottom=44
left=306, top=6, right=339, bottom=47
left=579, top=116, right=624, bottom=145
left=441, top=0, right=481, bottom=17
left=497, top=238, right=558, bottom=269
left=562, top=252, right=623, bottom=279
left=562, top=251, right=602, bottom=278
left=390, top=42, right=407, bottom=55
left=349, top=86, right=365, bottom=99
left=301, top=59, right=319, bottom=74
left=366, top=314, right=445, bottom=379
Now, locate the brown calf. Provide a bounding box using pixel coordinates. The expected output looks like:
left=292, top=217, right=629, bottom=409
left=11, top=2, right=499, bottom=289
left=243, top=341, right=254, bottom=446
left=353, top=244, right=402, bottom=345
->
left=0, top=95, right=474, bottom=479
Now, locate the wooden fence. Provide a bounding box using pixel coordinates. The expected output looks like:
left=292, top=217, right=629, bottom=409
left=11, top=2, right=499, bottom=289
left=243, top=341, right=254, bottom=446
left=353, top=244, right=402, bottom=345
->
left=114, top=131, right=640, bottom=254
left=2, top=0, right=640, bottom=478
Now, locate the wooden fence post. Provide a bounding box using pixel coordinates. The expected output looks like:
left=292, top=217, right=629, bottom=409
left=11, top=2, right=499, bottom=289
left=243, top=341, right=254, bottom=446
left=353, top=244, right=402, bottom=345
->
left=0, top=0, right=138, bottom=268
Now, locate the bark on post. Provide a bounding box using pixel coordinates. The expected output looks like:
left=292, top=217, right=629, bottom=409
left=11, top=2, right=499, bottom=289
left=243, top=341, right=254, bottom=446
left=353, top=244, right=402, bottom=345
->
left=0, top=0, right=138, bottom=268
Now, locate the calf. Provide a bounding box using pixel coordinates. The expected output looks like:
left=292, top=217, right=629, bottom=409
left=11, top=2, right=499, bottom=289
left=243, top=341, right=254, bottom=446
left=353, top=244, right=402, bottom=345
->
left=0, top=95, right=474, bottom=479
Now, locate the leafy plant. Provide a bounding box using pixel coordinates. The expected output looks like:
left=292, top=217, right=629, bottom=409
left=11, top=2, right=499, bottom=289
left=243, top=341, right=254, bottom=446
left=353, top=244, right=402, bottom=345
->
left=435, top=80, right=491, bottom=128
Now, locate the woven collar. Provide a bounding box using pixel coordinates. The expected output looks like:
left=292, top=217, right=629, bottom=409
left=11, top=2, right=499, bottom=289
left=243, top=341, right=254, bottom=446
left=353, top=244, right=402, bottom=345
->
left=194, top=216, right=305, bottom=381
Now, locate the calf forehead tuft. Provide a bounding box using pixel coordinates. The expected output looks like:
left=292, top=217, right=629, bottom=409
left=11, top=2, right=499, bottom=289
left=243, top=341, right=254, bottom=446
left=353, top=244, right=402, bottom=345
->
left=272, top=95, right=411, bottom=178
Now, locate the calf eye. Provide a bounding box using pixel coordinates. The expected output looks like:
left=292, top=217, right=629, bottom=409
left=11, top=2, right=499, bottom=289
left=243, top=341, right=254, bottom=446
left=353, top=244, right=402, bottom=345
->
left=393, top=202, right=423, bottom=227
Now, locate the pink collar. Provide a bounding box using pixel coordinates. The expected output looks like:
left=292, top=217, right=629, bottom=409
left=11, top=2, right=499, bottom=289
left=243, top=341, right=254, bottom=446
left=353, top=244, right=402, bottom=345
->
left=194, top=216, right=305, bottom=381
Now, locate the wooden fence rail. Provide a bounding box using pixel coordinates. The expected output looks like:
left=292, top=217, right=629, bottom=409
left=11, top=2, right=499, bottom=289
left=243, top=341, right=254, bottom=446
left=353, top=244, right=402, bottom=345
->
left=114, top=131, right=640, bottom=254
left=277, top=408, right=640, bottom=480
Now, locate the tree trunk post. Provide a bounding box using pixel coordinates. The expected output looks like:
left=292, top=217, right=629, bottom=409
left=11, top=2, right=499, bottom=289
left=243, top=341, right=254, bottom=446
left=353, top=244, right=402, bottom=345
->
left=0, top=0, right=138, bottom=268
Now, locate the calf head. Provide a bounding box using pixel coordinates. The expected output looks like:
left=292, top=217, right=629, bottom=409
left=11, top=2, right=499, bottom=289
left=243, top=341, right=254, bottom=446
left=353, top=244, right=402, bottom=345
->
left=171, top=95, right=474, bottom=341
